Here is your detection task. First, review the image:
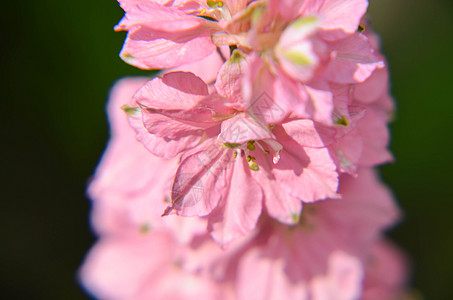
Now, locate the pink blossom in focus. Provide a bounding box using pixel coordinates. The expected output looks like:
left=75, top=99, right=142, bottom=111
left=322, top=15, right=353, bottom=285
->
left=125, top=71, right=344, bottom=246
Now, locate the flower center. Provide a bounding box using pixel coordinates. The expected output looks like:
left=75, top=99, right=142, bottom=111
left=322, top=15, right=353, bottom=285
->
left=223, top=139, right=282, bottom=171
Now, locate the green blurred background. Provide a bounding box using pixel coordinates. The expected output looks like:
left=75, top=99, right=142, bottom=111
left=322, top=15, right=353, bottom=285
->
left=1, top=0, right=452, bottom=299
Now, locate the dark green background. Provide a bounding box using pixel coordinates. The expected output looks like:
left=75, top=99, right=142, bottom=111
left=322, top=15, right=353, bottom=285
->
left=1, top=0, right=452, bottom=299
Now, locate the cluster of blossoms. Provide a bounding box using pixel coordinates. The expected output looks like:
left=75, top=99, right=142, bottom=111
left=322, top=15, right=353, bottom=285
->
left=80, top=1, right=413, bottom=299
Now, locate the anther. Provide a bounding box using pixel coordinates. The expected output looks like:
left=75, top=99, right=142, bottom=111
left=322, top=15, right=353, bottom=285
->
left=248, top=161, right=259, bottom=171
left=207, top=0, right=223, bottom=8
left=247, top=140, right=256, bottom=151
left=358, top=24, right=365, bottom=33
left=221, top=142, right=241, bottom=149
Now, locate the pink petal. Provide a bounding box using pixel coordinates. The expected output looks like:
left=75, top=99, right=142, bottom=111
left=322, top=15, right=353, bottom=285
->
left=302, top=0, right=368, bottom=41
left=80, top=234, right=224, bottom=300
left=218, top=114, right=275, bottom=144
left=330, top=128, right=363, bottom=176
left=172, top=50, right=225, bottom=83
left=224, top=0, right=249, bottom=15
left=115, top=2, right=220, bottom=69
left=363, top=241, right=409, bottom=300
left=119, top=34, right=217, bottom=70
left=357, top=109, right=393, bottom=166
left=237, top=246, right=309, bottom=300
left=115, top=1, right=218, bottom=69
left=127, top=102, right=208, bottom=158
left=250, top=140, right=338, bottom=224
left=354, top=66, right=389, bottom=104
left=325, top=34, right=384, bottom=84
left=116, top=2, right=210, bottom=32
left=275, top=17, right=325, bottom=82
left=132, top=72, right=220, bottom=158
left=331, top=83, right=352, bottom=124
left=304, top=83, right=335, bottom=125
left=274, top=146, right=339, bottom=203
left=242, top=55, right=300, bottom=123
left=135, top=72, right=209, bottom=110
left=279, top=119, right=336, bottom=148
left=169, top=143, right=230, bottom=217
left=254, top=164, right=303, bottom=225
left=310, top=251, right=364, bottom=300
left=328, top=168, right=401, bottom=242
left=79, top=234, right=174, bottom=300
left=268, top=0, right=305, bottom=21
left=215, top=49, right=247, bottom=101
left=208, top=155, right=263, bottom=247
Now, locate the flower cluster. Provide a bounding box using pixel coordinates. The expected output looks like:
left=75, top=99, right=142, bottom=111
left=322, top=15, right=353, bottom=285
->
left=80, top=1, right=411, bottom=299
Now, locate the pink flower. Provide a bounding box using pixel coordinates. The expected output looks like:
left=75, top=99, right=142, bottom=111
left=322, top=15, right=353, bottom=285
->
left=233, top=168, right=400, bottom=300
left=116, top=0, right=380, bottom=82
left=116, top=0, right=384, bottom=126
left=127, top=71, right=341, bottom=246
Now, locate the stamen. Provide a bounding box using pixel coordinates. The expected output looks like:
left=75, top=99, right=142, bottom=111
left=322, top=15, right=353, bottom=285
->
left=247, top=140, right=256, bottom=151
left=221, top=142, right=242, bottom=149
left=207, top=0, right=223, bottom=8
left=248, top=161, right=259, bottom=171
left=255, top=141, right=266, bottom=152
left=255, top=140, right=282, bottom=164
left=358, top=24, right=365, bottom=33
left=121, top=105, right=139, bottom=115
left=333, top=112, right=348, bottom=126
